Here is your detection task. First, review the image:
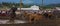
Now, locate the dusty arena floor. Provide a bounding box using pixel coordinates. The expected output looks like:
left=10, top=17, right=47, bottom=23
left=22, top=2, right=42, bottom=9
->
left=0, top=16, right=59, bottom=26
left=0, top=20, right=57, bottom=26
left=0, top=18, right=58, bottom=26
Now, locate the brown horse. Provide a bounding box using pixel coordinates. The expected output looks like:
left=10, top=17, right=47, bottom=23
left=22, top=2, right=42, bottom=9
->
left=23, top=12, right=44, bottom=23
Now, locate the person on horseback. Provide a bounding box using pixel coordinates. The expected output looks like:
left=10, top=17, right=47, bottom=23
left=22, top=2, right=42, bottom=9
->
left=9, top=5, right=17, bottom=22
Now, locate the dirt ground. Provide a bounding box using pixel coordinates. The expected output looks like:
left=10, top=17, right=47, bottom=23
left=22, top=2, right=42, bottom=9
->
left=0, top=17, right=58, bottom=26
left=0, top=16, right=59, bottom=26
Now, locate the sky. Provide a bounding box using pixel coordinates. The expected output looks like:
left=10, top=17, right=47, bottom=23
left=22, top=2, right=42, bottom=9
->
left=0, top=0, right=60, bottom=5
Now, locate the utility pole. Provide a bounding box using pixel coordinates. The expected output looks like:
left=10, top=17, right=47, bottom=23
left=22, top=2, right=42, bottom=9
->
left=42, top=0, right=43, bottom=6
left=40, top=0, right=44, bottom=10
left=42, top=0, right=43, bottom=9
left=20, top=0, right=23, bottom=11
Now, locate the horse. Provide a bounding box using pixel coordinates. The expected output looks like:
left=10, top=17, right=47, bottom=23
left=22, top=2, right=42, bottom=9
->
left=8, top=7, right=17, bottom=22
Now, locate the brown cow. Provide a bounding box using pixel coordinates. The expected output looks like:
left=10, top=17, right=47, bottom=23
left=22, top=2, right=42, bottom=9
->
left=23, top=12, right=44, bottom=23
left=43, top=12, right=54, bottom=19
left=48, top=13, right=54, bottom=19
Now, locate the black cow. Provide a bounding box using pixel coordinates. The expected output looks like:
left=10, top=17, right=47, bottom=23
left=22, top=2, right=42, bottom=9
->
left=43, top=13, right=49, bottom=19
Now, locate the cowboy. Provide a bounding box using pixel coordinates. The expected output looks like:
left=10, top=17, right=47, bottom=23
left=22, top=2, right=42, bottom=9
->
left=10, top=5, right=17, bottom=22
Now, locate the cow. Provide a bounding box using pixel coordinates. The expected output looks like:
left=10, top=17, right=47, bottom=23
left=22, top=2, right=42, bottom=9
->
left=23, top=12, right=44, bottom=23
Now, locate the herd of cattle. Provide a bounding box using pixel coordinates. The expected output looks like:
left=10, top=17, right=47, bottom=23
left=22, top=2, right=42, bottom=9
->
left=0, top=9, right=60, bottom=23
left=0, top=9, right=59, bottom=17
